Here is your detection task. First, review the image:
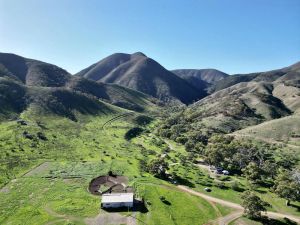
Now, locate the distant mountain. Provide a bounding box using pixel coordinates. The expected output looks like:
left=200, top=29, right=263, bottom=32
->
left=172, top=69, right=228, bottom=92
left=0, top=53, right=160, bottom=121
left=212, top=61, right=300, bottom=92
left=76, top=52, right=205, bottom=104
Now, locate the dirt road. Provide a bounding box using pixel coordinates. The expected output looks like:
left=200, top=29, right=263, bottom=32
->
left=177, top=185, right=300, bottom=224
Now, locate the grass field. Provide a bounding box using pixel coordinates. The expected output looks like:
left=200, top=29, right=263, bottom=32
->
left=135, top=182, right=227, bottom=225
left=0, top=111, right=235, bottom=225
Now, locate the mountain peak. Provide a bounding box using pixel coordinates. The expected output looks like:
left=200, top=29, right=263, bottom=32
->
left=131, top=52, right=146, bottom=57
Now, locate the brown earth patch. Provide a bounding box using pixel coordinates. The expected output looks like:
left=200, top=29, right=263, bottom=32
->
left=89, top=175, right=129, bottom=195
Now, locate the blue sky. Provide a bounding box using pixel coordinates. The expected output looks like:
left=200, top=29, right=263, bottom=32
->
left=1, top=0, right=300, bottom=74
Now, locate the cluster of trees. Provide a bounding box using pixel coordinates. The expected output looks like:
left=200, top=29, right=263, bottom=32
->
left=203, top=135, right=300, bottom=205
left=158, top=113, right=300, bottom=207
left=140, top=158, right=169, bottom=179
left=124, top=127, right=144, bottom=140
left=156, top=109, right=300, bottom=209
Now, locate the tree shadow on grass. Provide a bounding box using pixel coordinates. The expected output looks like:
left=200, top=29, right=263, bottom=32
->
left=255, top=189, right=268, bottom=194
left=161, top=199, right=171, bottom=206
left=171, top=175, right=195, bottom=188
left=290, top=203, right=300, bottom=212
left=251, top=216, right=298, bottom=225
left=231, top=186, right=245, bottom=192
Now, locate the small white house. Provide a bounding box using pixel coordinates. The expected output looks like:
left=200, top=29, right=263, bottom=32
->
left=101, top=193, right=134, bottom=208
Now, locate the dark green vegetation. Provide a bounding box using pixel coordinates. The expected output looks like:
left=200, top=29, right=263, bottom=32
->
left=1, top=52, right=300, bottom=224
left=241, top=191, right=270, bottom=219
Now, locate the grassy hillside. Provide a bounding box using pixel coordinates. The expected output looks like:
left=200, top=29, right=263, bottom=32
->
left=182, top=82, right=292, bottom=134
left=233, top=114, right=300, bottom=148
left=66, top=76, right=160, bottom=112
left=0, top=77, right=27, bottom=120
left=0, top=77, right=117, bottom=121
left=273, top=83, right=300, bottom=113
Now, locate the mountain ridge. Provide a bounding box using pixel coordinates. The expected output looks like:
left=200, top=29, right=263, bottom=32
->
left=76, top=52, right=205, bottom=104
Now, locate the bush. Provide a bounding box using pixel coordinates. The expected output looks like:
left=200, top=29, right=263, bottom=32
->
left=175, top=136, right=188, bottom=144
left=133, top=115, right=153, bottom=125
left=231, top=181, right=243, bottom=191
left=124, top=127, right=144, bottom=140
left=215, top=181, right=226, bottom=189
left=219, top=176, right=231, bottom=182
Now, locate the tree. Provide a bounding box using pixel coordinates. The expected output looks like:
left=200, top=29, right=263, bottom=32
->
left=261, top=160, right=277, bottom=180
left=273, top=169, right=300, bottom=206
left=242, top=162, right=262, bottom=184
left=147, top=158, right=169, bottom=179
left=241, top=191, right=270, bottom=219
left=204, top=147, right=223, bottom=166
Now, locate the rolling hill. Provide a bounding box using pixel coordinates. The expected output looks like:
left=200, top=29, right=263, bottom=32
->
left=187, top=81, right=293, bottom=133
left=233, top=114, right=300, bottom=148
left=66, top=76, right=159, bottom=112
left=179, top=62, right=300, bottom=133
left=0, top=76, right=116, bottom=121
left=1, top=51, right=299, bottom=133
left=76, top=52, right=205, bottom=104
left=0, top=53, right=160, bottom=121
left=159, top=62, right=300, bottom=140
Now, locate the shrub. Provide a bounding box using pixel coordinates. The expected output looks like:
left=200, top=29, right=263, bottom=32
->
left=133, top=115, right=153, bottom=125
left=124, top=127, right=144, bottom=140
left=231, top=181, right=243, bottom=191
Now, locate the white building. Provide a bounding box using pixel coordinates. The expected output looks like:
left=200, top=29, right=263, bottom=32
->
left=101, top=193, right=134, bottom=208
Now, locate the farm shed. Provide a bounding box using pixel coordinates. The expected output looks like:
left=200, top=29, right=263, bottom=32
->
left=101, top=193, right=134, bottom=208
